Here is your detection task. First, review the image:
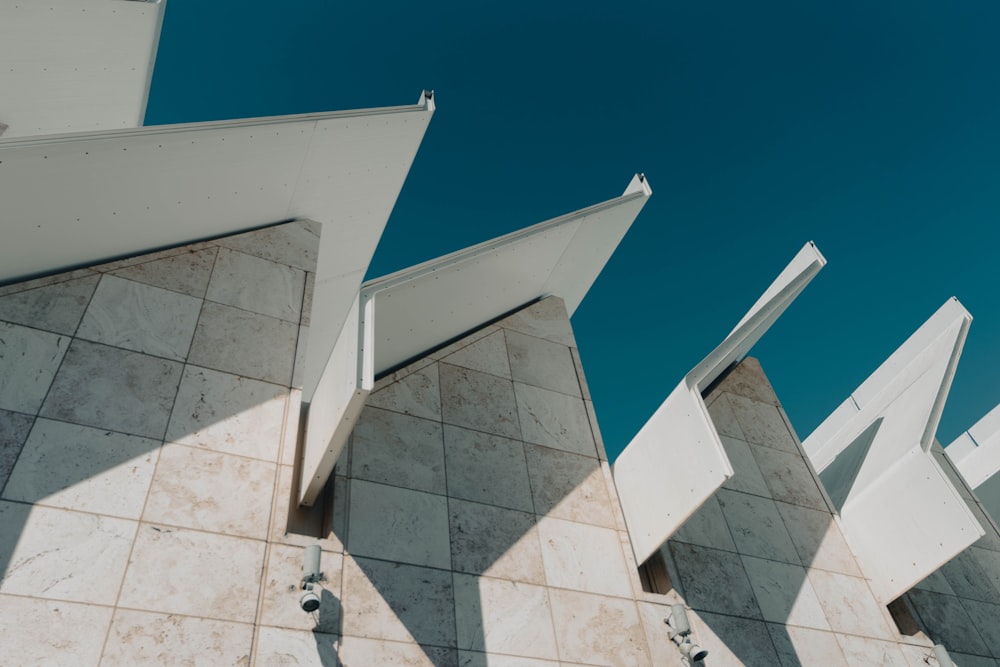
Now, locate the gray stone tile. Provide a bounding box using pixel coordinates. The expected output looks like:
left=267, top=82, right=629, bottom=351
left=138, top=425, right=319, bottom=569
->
left=524, top=443, right=616, bottom=528
left=0, top=595, right=112, bottom=667
left=166, top=364, right=288, bottom=462
left=102, top=609, right=254, bottom=666
left=92, top=242, right=215, bottom=273
left=834, top=634, right=910, bottom=666
left=2, top=418, right=158, bottom=519
left=443, top=424, right=533, bottom=513
left=727, top=392, right=798, bottom=453
left=719, top=434, right=770, bottom=497
left=689, top=611, right=780, bottom=667
left=40, top=339, right=183, bottom=439
left=0, top=501, right=136, bottom=605
left=706, top=393, right=746, bottom=440
left=0, top=321, right=69, bottom=415
left=449, top=498, right=545, bottom=584
left=775, top=502, right=863, bottom=577
left=454, top=573, right=559, bottom=659
left=348, top=479, right=451, bottom=569
left=515, top=383, right=595, bottom=457
left=959, top=598, right=1000, bottom=659
left=673, top=494, right=737, bottom=552
left=913, top=568, right=957, bottom=596
left=292, top=324, right=308, bottom=389
left=538, top=516, right=633, bottom=598
left=342, top=555, right=456, bottom=647
left=506, top=329, right=580, bottom=397
left=668, top=541, right=762, bottom=619
left=260, top=543, right=343, bottom=634
left=971, top=546, right=1000, bottom=596
left=717, top=357, right=781, bottom=406
left=717, top=489, right=801, bottom=564
left=547, top=588, right=650, bottom=666
left=807, top=569, right=895, bottom=640
left=109, top=246, right=219, bottom=299
left=368, top=363, right=442, bottom=421
left=940, top=550, right=1000, bottom=604
left=214, top=219, right=320, bottom=272
left=301, top=270, right=315, bottom=326
left=766, top=623, right=848, bottom=667
left=352, top=407, right=445, bottom=495
left=254, top=627, right=340, bottom=667
left=440, top=363, right=521, bottom=440
left=0, top=268, right=96, bottom=297
left=0, top=274, right=99, bottom=335
left=428, top=325, right=501, bottom=362
left=187, top=301, right=298, bottom=386
left=118, top=524, right=265, bottom=623
left=440, top=329, right=511, bottom=379
left=342, top=636, right=459, bottom=667
left=570, top=347, right=591, bottom=400
left=498, top=297, right=576, bottom=348
left=0, top=409, right=33, bottom=492
left=750, top=443, right=829, bottom=511
left=76, top=275, right=202, bottom=361
left=741, top=555, right=830, bottom=629
left=206, top=247, right=305, bottom=322
left=584, top=399, right=609, bottom=461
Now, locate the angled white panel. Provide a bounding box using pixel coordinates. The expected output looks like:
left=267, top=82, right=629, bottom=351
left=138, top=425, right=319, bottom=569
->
left=614, top=242, right=826, bottom=565
left=802, top=299, right=983, bottom=602
left=947, top=405, right=1000, bottom=521
left=0, top=0, right=165, bottom=137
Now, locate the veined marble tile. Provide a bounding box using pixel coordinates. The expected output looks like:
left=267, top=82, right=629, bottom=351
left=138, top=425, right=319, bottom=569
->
left=506, top=330, right=580, bottom=398
left=498, top=297, right=576, bottom=348
left=0, top=321, right=69, bottom=415
left=352, top=407, right=445, bottom=495
left=537, top=516, right=633, bottom=598
left=807, top=569, right=896, bottom=641
left=0, top=409, right=33, bottom=491
left=458, top=651, right=558, bottom=667
left=187, top=301, right=298, bottom=386
left=673, top=494, right=737, bottom=552
left=668, top=542, right=762, bottom=619
left=524, top=444, right=615, bottom=529
left=688, top=611, right=780, bottom=667
left=726, top=393, right=798, bottom=453
left=76, top=275, right=202, bottom=361
left=0, top=274, right=99, bottom=335
left=102, top=609, right=253, bottom=666
left=40, top=339, right=183, bottom=439
left=440, top=364, right=521, bottom=440
left=368, top=363, right=442, bottom=421
left=206, top=247, right=305, bottom=323
left=118, top=524, right=265, bottom=623
left=440, top=329, right=512, bottom=379
left=454, top=573, right=559, bottom=660
left=514, top=383, right=595, bottom=457
left=340, top=636, right=459, bottom=667
left=0, top=501, right=136, bottom=605
left=775, top=502, right=862, bottom=577
left=254, top=626, right=340, bottom=667
left=443, top=425, right=533, bottom=513
left=717, top=489, right=801, bottom=565
left=741, top=555, right=831, bottom=630
left=2, top=418, right=158, bottom=519
left=547, top=589, right=650, bottom=666
left=719, top=434, right=771, bottom=497
left=108, top=246, right=219, bottom=298
left=449, top=498, right=545, bottom=585
left=834, top=634, right=910, bottom=667
left=341, top=555, right=456, bottom=647
left=0, top=595, right=112, bottom=667
left=260, top=543, right=343, bottom=634
left=347, top=479, right=451, bottom=569
left=750, top=443, right=829, bottom=511
left=142, top=443, right=276, bottom=539
left=214, top=219, right=320, bottom=272
left=766, top=623, right=848, bottom=667
left=706, top=394, right=747, bottom=440
left=167, top=364, right=288, bottom=462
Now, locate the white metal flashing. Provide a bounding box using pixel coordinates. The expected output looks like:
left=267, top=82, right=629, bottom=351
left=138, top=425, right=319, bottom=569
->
left=613, top=242, right=826, bottom=565
left=802, top=298, right=984, bottom=603
left=947, top=405, right=1000, bottom=522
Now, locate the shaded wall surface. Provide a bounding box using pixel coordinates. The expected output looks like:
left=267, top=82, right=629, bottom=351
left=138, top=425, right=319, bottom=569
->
left=3, top=224, right=1000, bottom=666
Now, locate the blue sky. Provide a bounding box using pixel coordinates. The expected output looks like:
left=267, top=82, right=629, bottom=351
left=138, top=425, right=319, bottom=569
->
left=146, top=1, right=1000, bottom=461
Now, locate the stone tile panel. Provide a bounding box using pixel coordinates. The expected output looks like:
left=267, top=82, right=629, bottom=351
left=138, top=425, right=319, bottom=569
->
left=108, top=246, right=219, bottom=299
left=0, top=273, right=99, bottom=335
left=547, top=588, right=650, bottom=666
left=717, top=489, right=801, bottom=564
left=454, top=573, right=559, bottom=660
left=206, top=247, right=305, bottom=323
left=443, top=425, right=532, bottom=513
left=506, top=330, right=580, bottom=397
left=440, top=329, right=511, bottom=379
left=0, top=321, right=68, bottom=415
left=368, top=363, right=442, bottom=422
left=537, top=516, right=633, bottom=598
left=514, top=383, right=594, bottom=457
left=0, top=595, right=112, bottom=666
left=524, top=444, right=615, bottom=528
left=668, top=541, right=762, bottom=619
left=440, top=363, right=520, bottom=440
left=352, top=407, right=445, bottom=495
left=449, top=498, right=545, bottom=585
left=102, top=609, right=253, bottom=666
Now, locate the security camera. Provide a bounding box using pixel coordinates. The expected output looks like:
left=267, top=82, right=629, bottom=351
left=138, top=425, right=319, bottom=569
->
left=300, top=545, right=323, bottom=614
left=665, top=604, right=708, bottom=663
left=680, top=641, right=709, bottom=662
left=300, top=589, right=321, bottom=613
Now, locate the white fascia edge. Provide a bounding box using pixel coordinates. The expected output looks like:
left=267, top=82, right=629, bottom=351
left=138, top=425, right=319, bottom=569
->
left=947, top=404, right=1000, bottom=489
left=613, top=242, right=826, bottom=565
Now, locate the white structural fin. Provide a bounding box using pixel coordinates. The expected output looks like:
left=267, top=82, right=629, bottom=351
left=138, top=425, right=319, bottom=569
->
left=0, top=0, right=166, bottom=138
left=613, top=242, right=826, bottom=566
left=802, top=298, right=984, bottom=603
left=947, top=404, right=1000, bottom=523
left=298, top=175, right=652, bottom=505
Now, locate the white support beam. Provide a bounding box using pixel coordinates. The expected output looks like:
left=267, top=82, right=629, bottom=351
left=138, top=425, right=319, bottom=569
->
left=613, top=242, right=826, bottom=565
left=802, top=299, right=984, bottom=603
left=947, top=405, right=1000, bottom=523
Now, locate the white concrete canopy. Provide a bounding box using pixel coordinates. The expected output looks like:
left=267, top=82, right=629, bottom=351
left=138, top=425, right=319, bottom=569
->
left=613, top=242, right=826, bottom=565
left=947, top=405, right=1000, bottom=523
left=0, top=0, right=165, bottom=138
left=803, top=298, right=984, bottom=603
left=298, top=175, right=652, bottom=505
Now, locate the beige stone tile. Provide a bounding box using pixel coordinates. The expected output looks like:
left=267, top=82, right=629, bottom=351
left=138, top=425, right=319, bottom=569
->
left=515, top=383, right=595, bottom=457
left=352, top=407, right=445, bottom=495
left=260, top=543, right=343, bottom=634
left=0, top=409, right=34, bottom=491
left=118, top=524, right=265, bottom=623
left=214, top=219, right=320, bottom=272
left=807, top=569, right=895, bottom=640
left=77, top=275, right=203, bottom=361
left=498, top=297, right=576, bottom=348
left=537, top=516, right=633, bottom=598
left=142, top=443, right=276, bottom=538
left=727, top=393, right=798, bottom=453
left=717, top=357, right=780, bottom=405
left=3, top=418, right=158, bottom=519
left=348, top=479, right=451, bottom=569
left=207, top=248, right=305, bottom=323
left=0, top=268, right=96, bottom=297
left=440, top=364, right=520, bottom=440
left=444, top=425, right=532, bottom=513
left=459, top=651, right=558, bottom=667
left=108, top=246, right=219, bottom=299
left=524, top=444, right=615, bottom=528
left=0, top=501, right=136, bottom=605
left=668, top=541, right=762, bottom=619
left=547, top=589, right=650, bottom=666
left=450, top=498, right=545, bottom=584
left=506, top=330, right=580, bottom=398
left=775, top=502, right=862, bottom=577
left=167, top=365, right=288, bottom=462
left=634, top=601, right=688, bottom=667
left=0, top=273, right=99, bottom=335
left=688, top=611, right=780, bottom=667
left=0, top=595, right=111, bottom=666
left=341, top=555, right=456, bottom=647
left=673, top=494, right=737, bottom=552
left=342, top=636, right=459, bottom=667
left=454, top=573, right=558, bottom=659
left=102, top=609, right=254, bottom=666
left=717, top=489, right=800, bottom=564
left=440, top=329, right=511, bottom=379
left=750, top=444, right=829, bottom=511
left=766, top=623, right=848, bottom=667
left=719, top=434, right=770, bottom=497
left=369, top=363, right=442, bottom=422
left=254, top=626, right=340, bottom=667
left=834, top=634, right=910, bottom=666
left=187, top=302, right=298, bottom=386
left=0, top=321, right=69, bottom=414
left=706, top=393, right=746, bottom=440
left=40, top=339, right=183, bottom=439
left=741, top=555, right=830, bottom=630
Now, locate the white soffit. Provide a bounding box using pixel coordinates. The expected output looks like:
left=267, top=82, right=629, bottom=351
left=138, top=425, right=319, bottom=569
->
left=613, top=242, right=826, bottom=565
left=947, top=405, right=1000, bottom=521
left=0, top=0, right=165, bottom=138
left=802, top=298, right=983, bottom=603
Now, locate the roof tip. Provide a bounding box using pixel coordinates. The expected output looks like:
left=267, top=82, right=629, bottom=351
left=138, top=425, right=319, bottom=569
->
left=624, top=173, right=652, bottom=197
left=420, top=90, right=436, bottom=112
left=805, top=240, right=828, bottom=267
